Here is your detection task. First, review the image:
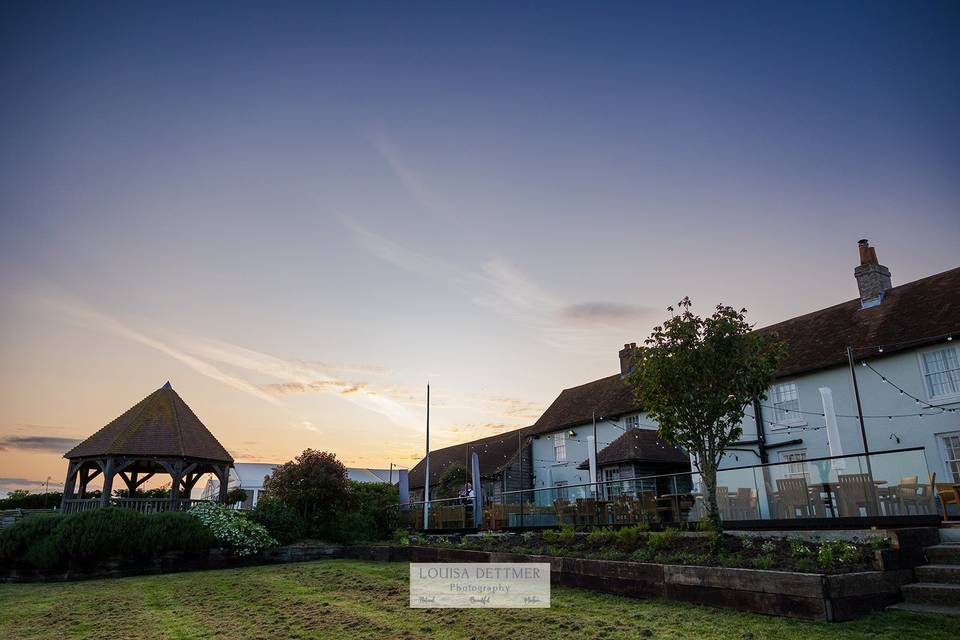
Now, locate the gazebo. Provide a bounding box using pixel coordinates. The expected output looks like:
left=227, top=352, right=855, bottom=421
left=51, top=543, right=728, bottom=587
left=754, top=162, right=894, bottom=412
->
left=60, top=382, right=234, bottom=513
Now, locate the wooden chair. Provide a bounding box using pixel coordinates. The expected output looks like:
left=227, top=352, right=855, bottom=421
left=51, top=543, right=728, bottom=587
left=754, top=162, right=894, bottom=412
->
left=731, top=488, right=757, bottom=520
left=715, top=486, right=732, bottom=521
left=896, top=474, right=938, bottom=515
left=576, top=498, right=597, bottom=525
left=636, top=491, right=659, bottom=523
left=836, top=473, right=880, bottom=517
left=553, top=499, right=576, bottom=525
left=937, top=479, right=960, bottom=521
left=774, top=477, right=815, bottom=518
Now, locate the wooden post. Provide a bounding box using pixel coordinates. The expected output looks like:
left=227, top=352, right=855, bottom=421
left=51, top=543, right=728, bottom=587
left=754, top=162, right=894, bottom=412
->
left=100, top=458, right=115, bottom=507
left=60, top=462, right=79, bottom=510
left=218, top=465, right=229, bottom=504
left=169, top=460, right=183, bottom=510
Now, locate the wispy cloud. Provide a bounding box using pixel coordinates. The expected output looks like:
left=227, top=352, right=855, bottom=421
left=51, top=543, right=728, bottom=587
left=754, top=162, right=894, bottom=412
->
left=34, top=291, right=418, bottom=426
left=366, top=129, right=447, bottom=217
left=343, top=218, right=654, bottom=352
left=559, top=302, right=653, bottom=324
left=0, top=477, right=57, bottom=488
left=0, top=436, right=81, bottom=453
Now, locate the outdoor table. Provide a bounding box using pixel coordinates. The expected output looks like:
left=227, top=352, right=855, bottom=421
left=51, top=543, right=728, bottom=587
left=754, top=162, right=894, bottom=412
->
left=811, top=480, right=888, bottom=518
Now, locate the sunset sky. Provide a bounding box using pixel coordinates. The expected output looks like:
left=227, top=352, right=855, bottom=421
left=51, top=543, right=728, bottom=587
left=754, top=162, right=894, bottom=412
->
left=1, top=2, right=958, bottom=496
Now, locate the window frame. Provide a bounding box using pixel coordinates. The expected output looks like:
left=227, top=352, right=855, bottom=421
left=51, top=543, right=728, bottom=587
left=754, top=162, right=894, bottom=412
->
left=918, top=345, right=960, bottom=404
left=769, top=381, right=805, bottom=428
left=778, top=448, right=810, bottom=481
left=623, top=415, right=640, bottom=430
left=936, top=431, right=960, bottom=483
left=553, top=432, right=567, bottom=463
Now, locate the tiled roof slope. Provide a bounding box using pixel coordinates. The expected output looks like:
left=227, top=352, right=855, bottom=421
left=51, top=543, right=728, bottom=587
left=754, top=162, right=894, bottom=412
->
left=531, top=267, right=960, bottom=437
left=756, top=266, right=960, bottom=378
left=577, top=428, right=689, bottom=469
left=64, top=382, right=234, bottom=463
left=408, top=426, right=528, bottom=490
left=529, top=374, right=638, bottom=437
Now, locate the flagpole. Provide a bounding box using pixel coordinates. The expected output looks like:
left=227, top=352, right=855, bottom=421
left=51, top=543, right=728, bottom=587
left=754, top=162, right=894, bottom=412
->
left=423, top=383, right=430, bottom=530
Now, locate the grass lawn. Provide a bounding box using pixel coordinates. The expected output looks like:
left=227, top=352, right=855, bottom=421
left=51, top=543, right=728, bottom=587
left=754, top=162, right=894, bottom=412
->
left=0, top=560, right=952, bottom=640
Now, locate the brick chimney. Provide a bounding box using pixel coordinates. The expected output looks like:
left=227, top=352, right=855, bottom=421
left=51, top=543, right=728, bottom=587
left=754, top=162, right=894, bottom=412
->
left=619, top=343, right=637, bottom=377
left=854, top=239, right=892, bottom=308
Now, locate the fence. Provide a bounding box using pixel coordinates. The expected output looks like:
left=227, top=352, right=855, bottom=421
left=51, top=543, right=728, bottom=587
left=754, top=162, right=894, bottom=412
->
left=398, top=447, right=938, bottom=532
left=61, top=498, right=213, bottom=514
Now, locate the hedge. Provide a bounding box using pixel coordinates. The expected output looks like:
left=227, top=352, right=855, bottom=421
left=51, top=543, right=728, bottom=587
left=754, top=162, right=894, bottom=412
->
left=0, top=507, right=242, bottom=570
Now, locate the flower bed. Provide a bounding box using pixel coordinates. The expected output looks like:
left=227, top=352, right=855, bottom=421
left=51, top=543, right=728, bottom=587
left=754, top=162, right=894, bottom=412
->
left=393, top=526, right=890, bottom=574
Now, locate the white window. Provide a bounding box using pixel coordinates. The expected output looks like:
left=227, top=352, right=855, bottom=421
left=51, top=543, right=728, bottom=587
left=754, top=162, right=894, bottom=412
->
left=921, top=347, right=960, bottom=399
left=940, top=432, right=960, bottom=483
left=623, top=415, right=640, bottom=430
left=603, top=467, right=622, bottom=498
left=554, top=432, right=567, bottom=462
left=779, top=449, right=809, bottom=480
left=771, top=382, right=802, bottom=425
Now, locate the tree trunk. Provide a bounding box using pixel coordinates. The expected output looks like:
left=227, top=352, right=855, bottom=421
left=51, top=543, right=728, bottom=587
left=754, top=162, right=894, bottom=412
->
left=702, top=463, right=722, bottom=533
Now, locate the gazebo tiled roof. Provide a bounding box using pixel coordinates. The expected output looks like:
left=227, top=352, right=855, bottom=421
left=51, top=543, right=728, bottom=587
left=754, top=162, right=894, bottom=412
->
left=65, top=382, right=233, bottom=463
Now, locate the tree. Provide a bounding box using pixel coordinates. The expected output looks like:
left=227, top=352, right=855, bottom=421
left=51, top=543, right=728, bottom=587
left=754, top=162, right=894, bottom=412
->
left=224, top=487, right=248, bottom=505
left=625, top=297, right=786, bottom=532
left=262, top=449, right=350, bottom=534
left=435, top=463, right=467, bottom=499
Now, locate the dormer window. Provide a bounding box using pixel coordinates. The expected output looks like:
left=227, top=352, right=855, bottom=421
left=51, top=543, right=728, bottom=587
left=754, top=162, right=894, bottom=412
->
left=623, top=415, right=640, bottom=430
left=921, top=346, right=960, bottom=400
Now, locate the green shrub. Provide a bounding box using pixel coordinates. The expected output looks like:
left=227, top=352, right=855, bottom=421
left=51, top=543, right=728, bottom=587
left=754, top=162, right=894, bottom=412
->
left=52, top=508, right=144, bottom=563
left=543, top=525, right=576, bottom=545
left=0, top=513, right=61, bottom=560
left=614, top=525, right=645, bottom=549
left=189, top=503, right=276, bottom=556
left=794, top=557, right=819, bottom=573
left=630, top=548, right=653, bottom=563
left=249, top=498, right=307, bottom=545
left=139, top=512, right=216, bottom=555
left=585, top=528, right=617, bottom=547
left=868, top=535, right=891, bottom=550
left=647, top=528, right=679, bottom=551
left=789, top=538, right=813, bottom=559
left=752, top=554, right=774, bottom=570
left=816, top=539, right=861, bottom=570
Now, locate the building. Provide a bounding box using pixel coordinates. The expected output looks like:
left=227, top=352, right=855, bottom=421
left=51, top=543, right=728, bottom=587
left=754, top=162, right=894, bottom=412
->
left=530, top=240, right=959, bottom=495
left=407, top=427, right=531, bottom=504
left=410, top=240, right=959, bottom=516
left=202, top=462, right=398, bottom=508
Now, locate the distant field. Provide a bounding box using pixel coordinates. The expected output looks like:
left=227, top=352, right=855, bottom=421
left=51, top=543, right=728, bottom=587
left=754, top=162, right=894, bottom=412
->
left=0, top=560, right=951, bottom=639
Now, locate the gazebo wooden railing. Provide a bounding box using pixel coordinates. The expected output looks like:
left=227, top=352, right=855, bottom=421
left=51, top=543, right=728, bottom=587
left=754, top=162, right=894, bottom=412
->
left=62, top=497, right=213, bottom=514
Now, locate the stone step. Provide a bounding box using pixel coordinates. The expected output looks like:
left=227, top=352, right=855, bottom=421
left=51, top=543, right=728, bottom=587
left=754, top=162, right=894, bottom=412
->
left=901, top=582, right=960, bottom=607
left=887, top=602, right=960, bottom=617
left=940, top=528, right=960, bottom=544
left=915, top=564, right=960, bottom=584
left=925, top=544, right=960, bottom=565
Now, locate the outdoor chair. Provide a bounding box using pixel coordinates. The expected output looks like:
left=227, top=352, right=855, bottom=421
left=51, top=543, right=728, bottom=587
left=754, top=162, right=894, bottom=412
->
left=836, top=473, right=880, bottom=517
left=440, top=505, right=465, bottom=529
left=637, top=491, right=659, bottom=523
left=937, top=480, right=960, bottom=521
left=731, top=488, right=757, bottom=520
left=774, top=477, right=815, bottom=518
left=715, top=486, right=732, bottom=521
left=896, top=474, right=938, bottom=515
left=553, top=499, right=576, bottom=525
left=576, top=498, right=597, bottom=525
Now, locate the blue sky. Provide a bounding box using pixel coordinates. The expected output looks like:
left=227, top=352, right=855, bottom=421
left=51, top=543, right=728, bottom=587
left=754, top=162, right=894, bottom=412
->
left=1, top=1, right=957, bottom=493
